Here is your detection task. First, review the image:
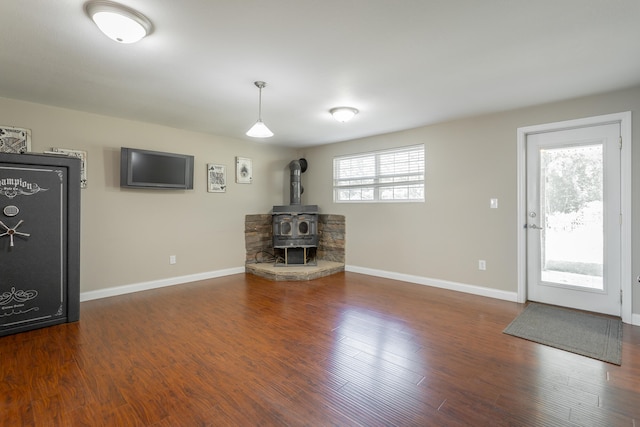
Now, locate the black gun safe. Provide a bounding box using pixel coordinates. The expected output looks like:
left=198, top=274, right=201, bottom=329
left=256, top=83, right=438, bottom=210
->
left=0, top=152, right=80, bottom=336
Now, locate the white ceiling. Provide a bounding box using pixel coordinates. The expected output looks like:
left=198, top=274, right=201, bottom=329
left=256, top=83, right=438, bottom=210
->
left=1, top=1, right=639, bottom=147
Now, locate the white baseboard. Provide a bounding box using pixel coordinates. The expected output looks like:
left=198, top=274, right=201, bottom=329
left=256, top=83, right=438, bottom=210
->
left=345, top=265, right=518, bottom=302
left=80, top=267, right=245, bottom=302
left=83, top=266, right=639, bottom=324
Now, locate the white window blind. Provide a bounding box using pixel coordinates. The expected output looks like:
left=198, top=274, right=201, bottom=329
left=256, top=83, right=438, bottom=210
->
left=333, top=144, right=425, bottom=202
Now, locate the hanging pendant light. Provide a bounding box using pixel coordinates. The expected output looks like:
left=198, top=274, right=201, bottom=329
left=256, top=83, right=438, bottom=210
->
left=246, top=81, right=274, bottom=138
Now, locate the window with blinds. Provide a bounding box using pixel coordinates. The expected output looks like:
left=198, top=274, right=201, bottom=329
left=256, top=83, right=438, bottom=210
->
left=333, top=144, right=425, bottom=202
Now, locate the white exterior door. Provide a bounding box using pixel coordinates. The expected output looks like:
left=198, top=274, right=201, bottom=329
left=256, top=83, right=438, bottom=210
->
left=526, top=123, right=621, bottom=316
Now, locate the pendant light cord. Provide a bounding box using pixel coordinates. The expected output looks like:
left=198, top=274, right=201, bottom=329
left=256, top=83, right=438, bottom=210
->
left=258, top=86, right=263, bottom=121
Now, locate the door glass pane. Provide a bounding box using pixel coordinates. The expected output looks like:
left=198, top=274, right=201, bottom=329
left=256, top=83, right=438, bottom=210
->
left=540, top=143, right=603, bottom=289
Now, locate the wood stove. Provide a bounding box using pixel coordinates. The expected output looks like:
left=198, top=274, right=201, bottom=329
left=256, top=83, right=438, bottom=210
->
left=272, top=159, right=318, bottom=266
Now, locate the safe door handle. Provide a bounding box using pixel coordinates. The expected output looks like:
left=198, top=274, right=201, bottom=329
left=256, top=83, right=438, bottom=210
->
left=0, top=220, right=31, bottom=247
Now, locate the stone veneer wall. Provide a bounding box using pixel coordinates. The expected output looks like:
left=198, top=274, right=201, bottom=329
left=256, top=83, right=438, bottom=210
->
left=316, top=215, right=345, bottom=263
left=244, top=214, right=272, bottom=264
left=244, top=214, right=345, bottom=264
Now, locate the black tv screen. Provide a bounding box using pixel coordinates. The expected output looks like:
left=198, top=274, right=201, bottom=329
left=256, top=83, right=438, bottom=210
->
left=120, top=147, right=194, bottom=189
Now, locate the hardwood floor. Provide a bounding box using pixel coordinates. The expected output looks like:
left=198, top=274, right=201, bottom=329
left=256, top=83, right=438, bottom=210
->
left=1, top=272, right=639, bottom=426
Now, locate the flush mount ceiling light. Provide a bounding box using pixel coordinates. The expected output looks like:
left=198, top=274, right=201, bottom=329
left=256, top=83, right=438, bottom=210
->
left=246, top=81, right=274, bottom=138
left=330, top=107, right=359, bottom=123
left=85, top=1, right=153, bottom=44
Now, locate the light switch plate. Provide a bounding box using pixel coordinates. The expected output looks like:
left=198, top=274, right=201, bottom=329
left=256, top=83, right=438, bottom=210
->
left=490, top=198, right=498, bottom=209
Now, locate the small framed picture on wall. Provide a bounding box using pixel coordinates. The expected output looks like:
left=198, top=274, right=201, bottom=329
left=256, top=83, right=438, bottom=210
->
left=45, top=147, right=88, bottom=188
left=207, top=163, right=227, bottom=192
left=236, top=157, right=252, bottom=184
left=0, top=126, right=31, bottom=154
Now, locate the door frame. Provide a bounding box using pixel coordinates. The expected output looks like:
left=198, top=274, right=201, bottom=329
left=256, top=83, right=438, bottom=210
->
left=516, top=111, right=632, bottom=324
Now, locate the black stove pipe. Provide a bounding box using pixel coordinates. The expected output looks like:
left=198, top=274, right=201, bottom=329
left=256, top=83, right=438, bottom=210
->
left=289, top=158, right=307, bottom=205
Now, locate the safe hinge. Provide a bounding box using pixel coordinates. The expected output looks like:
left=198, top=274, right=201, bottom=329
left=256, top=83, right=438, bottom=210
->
left=619, top=136, right=622, bottom=150
left=620, top=289, right=623, bottom=305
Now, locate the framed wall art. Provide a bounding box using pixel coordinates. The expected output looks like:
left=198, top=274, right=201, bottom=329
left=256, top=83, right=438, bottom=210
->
left=45, top=148, right=88, bottom=188
left=207, top=163, right=227, bottom=193
left=0, top=126, right=31, bottom=154
left=236, top=157, right=252, bottom=184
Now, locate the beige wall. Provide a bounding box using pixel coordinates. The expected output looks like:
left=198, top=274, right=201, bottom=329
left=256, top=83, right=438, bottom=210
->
left=2, top=86, right=638, bottom=315
left=0, top=97, right=296, bottom=293
left=300, top=85, right=640, bottom=315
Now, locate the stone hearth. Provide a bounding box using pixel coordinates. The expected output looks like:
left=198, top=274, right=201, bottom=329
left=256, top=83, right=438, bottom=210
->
left=246, top=260, right=344, bottom=281
left=245, top=214, right=345, bottom=281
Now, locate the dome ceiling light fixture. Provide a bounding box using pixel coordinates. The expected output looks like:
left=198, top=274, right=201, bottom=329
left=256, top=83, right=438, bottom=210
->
left=330, top=106, right=359, bottom=123
left=246, top=81, right=274, bottom=138
left=85, top=1, right=153, bottom=44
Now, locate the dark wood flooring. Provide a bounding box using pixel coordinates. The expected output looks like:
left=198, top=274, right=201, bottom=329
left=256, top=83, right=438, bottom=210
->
left=1, top=272, right=639, bottom=426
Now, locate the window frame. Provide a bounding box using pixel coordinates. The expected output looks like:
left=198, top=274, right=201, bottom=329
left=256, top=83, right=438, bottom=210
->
left=332, top=144, right=425, bottom=203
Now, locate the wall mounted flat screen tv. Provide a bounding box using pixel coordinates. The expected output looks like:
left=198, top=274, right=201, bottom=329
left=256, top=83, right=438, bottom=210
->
left=120, top=147, right=194, bottom=189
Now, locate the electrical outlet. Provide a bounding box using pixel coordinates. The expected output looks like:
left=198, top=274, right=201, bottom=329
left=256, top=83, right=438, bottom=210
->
left=169, top=255, right=176, bottom=265
left=478, top=260, right=486, bottom=270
